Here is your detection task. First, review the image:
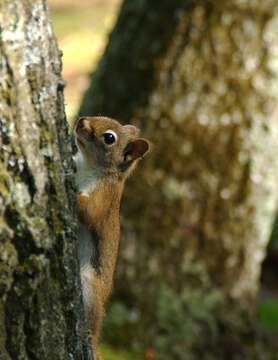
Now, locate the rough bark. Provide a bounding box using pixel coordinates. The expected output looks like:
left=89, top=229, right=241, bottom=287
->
left=80, top=0, right=278, bottom=358
left=0, top=1, right=90, bottom=359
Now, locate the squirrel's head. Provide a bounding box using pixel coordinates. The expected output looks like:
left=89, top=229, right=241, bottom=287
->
left=74, top=116, right=149, bottom=180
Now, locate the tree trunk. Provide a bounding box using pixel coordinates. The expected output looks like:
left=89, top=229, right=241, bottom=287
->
left=0, top=1, right=90, bottom=359
left=80, top=0, right=278, bottom=358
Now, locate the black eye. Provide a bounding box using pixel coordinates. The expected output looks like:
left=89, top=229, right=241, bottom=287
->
left=103, top=131, right=117, bottom=145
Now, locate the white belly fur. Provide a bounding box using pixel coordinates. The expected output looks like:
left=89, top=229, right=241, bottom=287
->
left=74, top=151, right=98, bottom=318
left=78, top=224, right=94, bottom=318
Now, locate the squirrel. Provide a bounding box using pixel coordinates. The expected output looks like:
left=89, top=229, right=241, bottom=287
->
left=73, top=116, right=149, bottom=360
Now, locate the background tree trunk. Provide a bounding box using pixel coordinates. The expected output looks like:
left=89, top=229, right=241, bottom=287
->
left=80, top=0, right=278, bottom=358
left=0, top=1, right=90, bottom=359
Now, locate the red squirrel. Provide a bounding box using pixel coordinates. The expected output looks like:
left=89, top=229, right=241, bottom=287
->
left=73, top=116, right=149, bottom=359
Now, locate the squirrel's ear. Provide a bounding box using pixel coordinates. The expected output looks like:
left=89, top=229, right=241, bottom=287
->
left=124, top=139, right=149, bottom=162
left=123, top=125, right=140, bottom=137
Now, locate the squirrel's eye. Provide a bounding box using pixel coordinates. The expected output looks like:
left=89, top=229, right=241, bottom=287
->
left=103, top=130, right=117, bottom=146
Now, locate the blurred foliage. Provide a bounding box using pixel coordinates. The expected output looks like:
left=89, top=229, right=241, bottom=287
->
left=103, top=280, right=278, bottom=360
left=104, top=285, right=222, bottom=359
left=103, top=302, right=140, bottom=347
left=154, top=285, right=222, bottom=360
left=258, top=300, right=278, bottom=332
left=103, top=263, right=278, bottom=358
left=99, top=343, right=144, bottom=360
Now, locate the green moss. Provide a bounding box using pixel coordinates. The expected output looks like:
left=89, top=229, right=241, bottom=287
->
left=0, top=171, right=10, bottom=196
left=40, top=129, right=51, bottom=148
left=0, top=236, right=18, bottom=295
left=0, top=80, right=15, bottom=108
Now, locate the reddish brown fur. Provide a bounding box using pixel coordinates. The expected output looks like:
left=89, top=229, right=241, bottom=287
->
left=77, top=183, right=122, bottom=359
left=75, top=117, right=149, bottom=360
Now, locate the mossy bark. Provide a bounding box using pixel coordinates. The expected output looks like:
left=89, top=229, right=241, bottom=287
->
left=80, top=0, right=278, bottom=358
left=0, top=1, right=90, bottom=359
